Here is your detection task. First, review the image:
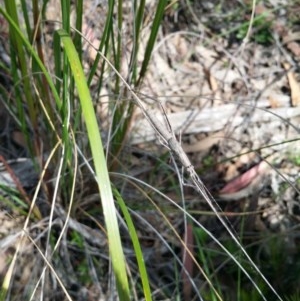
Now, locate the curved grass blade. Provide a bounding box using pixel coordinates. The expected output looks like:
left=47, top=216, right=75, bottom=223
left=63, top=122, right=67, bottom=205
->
left=113, top=186, right=152, bottom=301
left=56, top=29, right=130, bottom=301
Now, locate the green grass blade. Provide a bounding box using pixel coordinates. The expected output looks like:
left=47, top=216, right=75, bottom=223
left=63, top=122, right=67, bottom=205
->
left=20, top=0, right=32, bottom=39
left=56, top=29, right=130, bottom=301
left=53, top=31, right=63, bottom=94
left=129, top=0, right=146, bottom=83
left=73, top=0, right=83, bottom=61
left=114, top=187, right=153, bottom=301
left=4, top=0, right=37, bottom=133
left=87, top=0, right=115, bottom=86
left=60, top=0, right=71, bottom=33
left=115, top=0, right=123, bottom=92
left=0, top=7, right=62, bottom=111
left=137, top=0, right=168, bottom=85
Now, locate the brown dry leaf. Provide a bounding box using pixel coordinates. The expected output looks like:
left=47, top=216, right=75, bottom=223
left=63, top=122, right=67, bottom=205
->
left=283, top=62, right=300, bottom=107
left=218, top=161, right=269, bottom=200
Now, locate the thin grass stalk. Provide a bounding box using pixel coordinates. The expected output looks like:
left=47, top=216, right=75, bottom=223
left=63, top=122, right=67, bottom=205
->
left=109, top=0, right=133, bottom=164
left=95, top=38, right=110, bottom=98
left=9, top=49, right=29, bottom=150
left=129, top=0, right=146, bottom=83
left=194, top=228, right=221, bottom=300
left=61, top=0, right=71, bottom=33
left=60, top=0, right=74, bottom=181
left=32, top=0, right=55, bottom=138
left=53, top=32, right=63, bottom=93
left=57, top=29, right=130, bottom=301
left=137, top=0, right=168, bottom=85
left=4, top=0, right=34, bottom=122
left=87, top=0, right=115, bottom=86
left=115, top=0, right=123, bottom=93
left=74, top=0, right=83, bottom=61
left=4, top=0, right=38, bottom=154
left=110, top=0, right=167, bottom=163
left=0, top=7, right=62, bottom=120
left=20, top=0, right=31, bottom=39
